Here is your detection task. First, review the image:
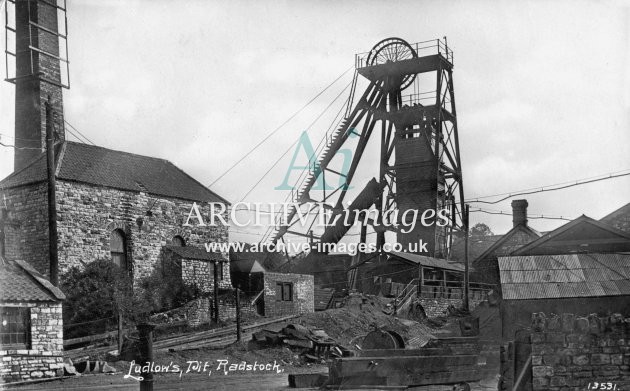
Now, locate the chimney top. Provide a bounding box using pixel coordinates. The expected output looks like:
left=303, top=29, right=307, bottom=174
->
left=511, top=199, right=528, bottom=228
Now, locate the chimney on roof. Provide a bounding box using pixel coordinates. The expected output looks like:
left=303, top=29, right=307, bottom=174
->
left=511, top=199, right=528, bottom=227
left=11, top=0, right=68, bottom=171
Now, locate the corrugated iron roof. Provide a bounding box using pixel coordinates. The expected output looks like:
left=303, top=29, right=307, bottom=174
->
left=499, top=253, right=630, bottom=300
left=387, top=251, right=466, bottom=272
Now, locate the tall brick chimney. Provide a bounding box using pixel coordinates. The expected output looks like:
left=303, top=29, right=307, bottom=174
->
left=13, top=0, right=65, bottom=171
left=511, top=199, right=528, bottom=227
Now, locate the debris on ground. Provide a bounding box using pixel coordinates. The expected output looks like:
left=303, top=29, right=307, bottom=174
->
left=252, top=323, right=351, bottom=363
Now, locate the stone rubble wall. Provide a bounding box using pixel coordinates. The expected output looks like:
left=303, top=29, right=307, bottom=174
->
left=3, top=180, right=229, bottom=282
left=499, top=312, right=630, bottom=391
left=263, top=272, right=314, bottom=317
left=0, top=303, right=64, bottom=383
left=181, top=259, right=231, bottom=292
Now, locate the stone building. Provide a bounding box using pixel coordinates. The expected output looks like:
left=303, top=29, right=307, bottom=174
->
left=230, top=259, right=315, bottom=317
left=162, top=245, right=231, bottom=292
left=261, top=272, right=314, bottom=317
left=0, top=0, right=230, bottom=287
left=0, top=141, right=230, bottom=285
left=0, top=259, right=65, bottom=382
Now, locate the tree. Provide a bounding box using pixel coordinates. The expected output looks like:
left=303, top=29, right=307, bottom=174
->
left=60, top=259, right=136, bottom=338
left=470, top=222, right=493, bottom=237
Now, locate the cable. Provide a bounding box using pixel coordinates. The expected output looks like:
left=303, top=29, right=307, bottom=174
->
left=65, top=128, right=89, bottom=144
left=0, top=134, right=40, bottom=142
left=466, top=169, right=630, bottom=204
left=64, top=120, right=97, bottom=145
left=238, top=79, right=353, bottom=202
left=208, top=66, right=354, bottom=188
left=471, top=208, right=571, bottom=221
left=0, top=141, right=43, bottom=150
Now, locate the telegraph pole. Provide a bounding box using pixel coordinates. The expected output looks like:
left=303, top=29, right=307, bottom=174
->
left=213, top=261, right=220, bottom=322
left=45, top=97, right=59, bottom=286
left=463, top=204, right=470, bottom=312
left=235, top=286, right=242, bottom=342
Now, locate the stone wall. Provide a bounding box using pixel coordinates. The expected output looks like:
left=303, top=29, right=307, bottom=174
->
left=185, top=295, right=257, bottom=327
left=181, top=259, right=231, bottom=292
left=263, top=272, right=314, bottom=317
left=3, top=180, right=229, bottom=282
left=499, top=312, right=630, bottom=391
left=0, top=302, right=64, bottom=383
left=418, top=287, right=486, bottom=318
left=2, top=183, right=49, bottom=275
left=419, top=297, right=483, bottom=318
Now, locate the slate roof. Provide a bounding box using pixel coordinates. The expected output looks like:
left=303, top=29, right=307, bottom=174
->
left=473, top=224, right=541, bottom=262
left=0, top=259, right=66, bottom=302
left=164, top=245, right=223, bottom=261
left=600, top=202, right=630, bottom=234
left=512, top=215, right=630, bottom=256
left=499, top=253, right=630, bottom=300
left=450, top=234, right=503, bottom=264
left=387, top=251, right=466, bottom=272
left=0, top=141, right=228, bottom=204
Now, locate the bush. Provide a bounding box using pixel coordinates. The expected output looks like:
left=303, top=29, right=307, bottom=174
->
left=137, top=270, right=203, bottom=313
left=61, top=259, right=138, bottom=338
left=61, top=259, right=205, bottom=339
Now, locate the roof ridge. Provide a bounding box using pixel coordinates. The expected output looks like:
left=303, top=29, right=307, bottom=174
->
left=12, top=259, right=66, bottom=301
left=600, top=202, right=630, bottom=222
left=65, top=141, right=171, bottom=164
left=473, top=224, right=541, bottom=262
left=1, top=141, right=229, bottom=204
left=65, top=141, right=229, bottom=204
left=512, top=214, right=630, bottom=256
left=161, top=156, right=230, bottom=205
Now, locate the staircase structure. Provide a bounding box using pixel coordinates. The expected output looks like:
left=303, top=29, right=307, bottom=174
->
left=264, top=38, right=465, bottom=260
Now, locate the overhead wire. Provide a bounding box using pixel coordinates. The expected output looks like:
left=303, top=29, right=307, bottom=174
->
left=0, top=141, right=43, bottom=150
left=238, top=78, right=353, bottom=202
left=207, top=65, right=354, bottom=188
left=471, top=208, right=571, bottom=221
left=466, top=169, right=630, bottom=204
left=64, top=120, right=97, bottom=145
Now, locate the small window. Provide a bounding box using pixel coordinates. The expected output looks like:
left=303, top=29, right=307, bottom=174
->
left=0, top=307, right=30, bottom=349
left=110, top=229, right=127, bottom=270
left=215, top=262, right=224, bottom=281
left=275, top=282, right=293, bottom=301
left=171, top=235, right=185, bottom=246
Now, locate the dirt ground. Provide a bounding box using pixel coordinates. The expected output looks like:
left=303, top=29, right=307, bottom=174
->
left=5, top=295, right=498, bottom=390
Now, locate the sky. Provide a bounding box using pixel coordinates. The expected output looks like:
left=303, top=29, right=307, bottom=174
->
left=0, top=0, right=629, bottom=245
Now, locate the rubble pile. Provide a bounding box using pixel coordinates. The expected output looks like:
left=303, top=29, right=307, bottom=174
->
left=252, top=324, right=351, bottom=362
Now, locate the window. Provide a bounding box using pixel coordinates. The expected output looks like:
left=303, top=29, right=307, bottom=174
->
left=215, top=262, right=224, bottom=281
left=110, top=229, right=127, bottom=270
left=170, top=235, right=185, bottom=246
left=275, top=282, right=293, bottom=301
left=0, top=307, right=30, bottom=349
